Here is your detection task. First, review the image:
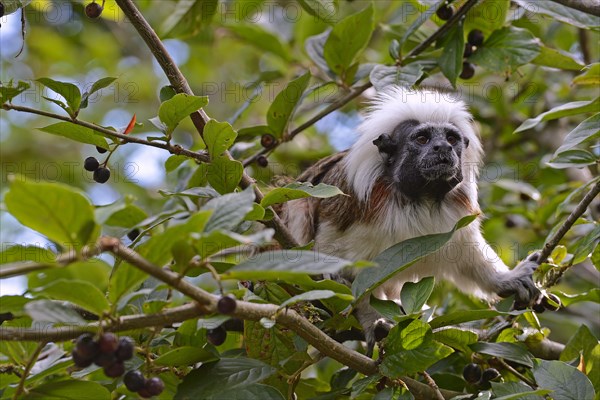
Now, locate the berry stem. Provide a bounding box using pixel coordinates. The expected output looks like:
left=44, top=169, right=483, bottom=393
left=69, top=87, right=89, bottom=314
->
left=12, top=342, right=46, bottom=400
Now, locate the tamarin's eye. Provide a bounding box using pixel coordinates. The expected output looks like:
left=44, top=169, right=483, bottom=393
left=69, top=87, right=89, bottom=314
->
left=447, top=135, right=458, bottom=145
left=416, top=135, right=429, bottom=145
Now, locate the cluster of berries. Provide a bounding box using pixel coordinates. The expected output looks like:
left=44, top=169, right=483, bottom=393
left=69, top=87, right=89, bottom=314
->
left=84, top=146, right=111, bottom=183
left=255, top=134, right=277, bottom=168
left=463, top=363, right=501, bottom=389
left=72, top=332, right=164, bottom=397
left=207, top=296, right=238, bottom=346
left=460, top=30, right=485, bottom=80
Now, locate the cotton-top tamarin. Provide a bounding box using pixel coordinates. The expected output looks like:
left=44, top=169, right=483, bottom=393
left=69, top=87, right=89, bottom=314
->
left=282, top=87, right=540, bottom=352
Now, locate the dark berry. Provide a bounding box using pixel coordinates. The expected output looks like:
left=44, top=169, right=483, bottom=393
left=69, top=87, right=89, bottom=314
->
left=463, top=43, right=473, bottom=58
left=123, top=370, right=146, bottom=392
left=145, top=377, right=165, bottom=396
left=93, top=167, right=111, bottom=183
left=207, top=326, right=227, bottom=346
left=462, top=363, right=482, bottom=384
left=532, top=301, right=546, bottom=313
left=260, top=134, right=276, bottom=149
left=467, top=29, right=484, bottom=47
left=85, top=2, right=103, bottom=18
left=94, top=352, right=116, bottom=367
left=436, top=4, right=453, bottom=21
left=460, top=62, right=475, bottom=80
left=96, top=145, right=108, bottom=154
left=504, top=216, right=517, bottom=228
left=138, top=387, right=153, bottom=398
left=115, top=336, right=135, bottom=361
left=481, top=368, right=501, bottom=383
left=98, top=332, right=119, bottom=353
left=103, top=361, right=125, bottom=378
left=256, top=155, right=269, bottom=168
left=84, top=157, right=100, bottom=171
left=127, top=229, right=140, bottom=241
left=75, top=333, right=99, bottom=359
left=542, top=293, right=561, bottom=311
left=0, top=3, right=4, bottom=18
left=217, top=296, right=237, bottom=314
left=72, top=349, right=94, bottom=368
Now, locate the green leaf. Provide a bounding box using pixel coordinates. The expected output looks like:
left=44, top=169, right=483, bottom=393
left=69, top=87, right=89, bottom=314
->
left=267, top=72, right=311, bottom=138
left=557, top=289, right=600, bottom=306
left=5, top=180, right=99, bottom=250
left=279, top=290, right=353, bottom=308
left=380, top=319, right=454, bottom=378
left=532, top=46, right=584, bottom=71
left=38, top=122, right=109, bottom=150
left=464, top=0, right=510, bottom=36
left=429, top=309, right=524, bottom=329
left=298, top=0, right=336, bottom=23
left=224, top=250, right=354, bottom=281
left=400, top=277, right=435, bottom=314
left=260, top=182, right=344, bottom=208
left=352, top=215, right=477, bottom=301
left=161, top=0, right=218, bottom=38
left=470, top=342, right=534, bottom=368
left=515, top=98, right=599, bottom=133
left=533, top=359, right=595, bottom=400
left=305, top=30, right=333, bottom=76
left=24, top=300, right=86, bottom=324
left=369, top=63, right=424, bottom=91
left=81, top=77, right=117, bottom=108
left=0, top=245, right=56, bottom=265
left=102, top=205, right=148, bottom=228
left=438, top=22, right=464, bottom=87
left=555, top=113, right=600, bottom=154
left=155, top=346, right=218, bottom=366
left=401, top=0, right=445, bottom=44
left=469, top=27, right=540, bottom=72
left=324, top=4, right=374, bottom=76
left=573, top=64, right=600, bottom=86
left=174, top=358, right=277, bottom=400
left=165, top=155, right=188, bottom=173
left=207, top=156, right=243, bottom=194
left=227, top=24, right=291, bottom=61
left=370, top=297, right=404, bottom=321
left=547, top=150, right=597, bottom=169
left=158, top=93, right=209, bottom=134
left=0, top=80, right=30, bottom=103
left=217, top=385, right=285, bottom=400
left=560, top=325, right=600, bottom=393
left=204, top=120, right=238, bottom=159
left=34, top=279, right=109, bottom=315
left=491, top=382, right=549, bottom=399
left=513, top=0, right=600, bottom=29
left=202, top=186, right=255, bottom=232
left=37, top=77, right=81, bottom=116
left=23, top=380, right=110, bottom=400
left=433, top=328, right=478, bottom=354
left=0, top=295, right=32, bottom=314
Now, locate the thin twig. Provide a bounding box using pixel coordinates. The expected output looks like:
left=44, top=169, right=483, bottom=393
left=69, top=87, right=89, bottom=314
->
left=496, top=358, right=537, bottom=389
left=419, top=371, right=445, bottom=400
left=12, top=342, right=46, bottom=400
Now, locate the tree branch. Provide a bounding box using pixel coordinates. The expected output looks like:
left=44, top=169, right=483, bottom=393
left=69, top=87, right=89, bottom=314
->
left=114, top=0, right=299, bottom=249
left=243, top=0, right=482, bottom=167
left=1, top=103, right=210, bottom=163
left=548, top=0, right=600, bottom=17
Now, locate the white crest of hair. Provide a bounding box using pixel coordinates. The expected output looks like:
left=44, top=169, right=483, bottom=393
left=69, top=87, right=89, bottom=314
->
left=344, top=86, right=483, bottom=203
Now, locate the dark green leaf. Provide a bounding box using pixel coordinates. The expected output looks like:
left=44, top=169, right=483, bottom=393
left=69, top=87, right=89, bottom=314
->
left=267, top=72, right=311, bottom=138
left=555, top=113, right=600, bottom=154
left=202, top=186, right=255, bottom=232
left=161, top=0, right=219, bottom=39
left=515, top=98, right=599, bottom=133
left=491, top=382, right=549, bottom=399
left=513, top=0, right=600, bottom=29
left=370, top=297, right=403, bottom=321
left=438, top=22, right=464, bottom=87
left=5, top=180, right=99, bottom=250
left=158, top=93, right=209, bottom=134
left=204, top=120, right=238, bottom=159
left=298, top=0, right=336, bottom=23
left=227, top=24, right=291, bottom=61
left=324, top=4, right=374, bottom=76
left=217, top=384, right=285, bottom=400
left=532, top=359, right=595, bottom=400
left=547, top=150, right=597, bottom=169
left=23, top=380, right=110, bottom=400
left=155, top=346, right=218, bottom=366
left=305, top=30, right=333, bottom=76
left=207, top=156, right=243, bottom=194
left=260, top=182, right=344, bottom=208
left=0, top=80, right=30, bottom=103
left=352, top=215, right=477, bottom=301
left=400, top=277, right=435, bottom=314
left=429, top=309, right=524, bottom=329
left=24, top=300, right=86, bottom=324
left=469, top=27, right=540, bottom=72
left=369, top=63, right=424, bottom=91
left=37, top=77, right=81, bottom=116
left=470, top=342, right=534, bottom=367
left=279, top=290, right=353, bottom=308
left=224, top=250, right=354, bottom=281
left=39, top=122, right=109, bottom=149
left=34, top=279, right=109, bottom=315
left=174, top=358, right=277, bottom=400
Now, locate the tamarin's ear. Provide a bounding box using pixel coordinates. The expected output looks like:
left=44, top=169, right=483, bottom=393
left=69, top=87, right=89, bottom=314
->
left=373, top=134, right=396, bottom=155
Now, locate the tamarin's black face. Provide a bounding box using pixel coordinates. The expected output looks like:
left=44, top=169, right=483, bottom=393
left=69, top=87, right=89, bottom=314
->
left=373, top=119, right=470, bottom=201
